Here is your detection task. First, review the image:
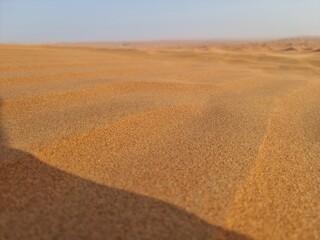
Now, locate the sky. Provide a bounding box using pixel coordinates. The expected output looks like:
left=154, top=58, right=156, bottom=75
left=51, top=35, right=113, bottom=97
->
left=0, top=0, right=319, bottom=43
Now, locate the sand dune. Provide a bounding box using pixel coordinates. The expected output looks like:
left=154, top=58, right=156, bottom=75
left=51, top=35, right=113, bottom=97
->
left=1, top=40, right=320, bottom=239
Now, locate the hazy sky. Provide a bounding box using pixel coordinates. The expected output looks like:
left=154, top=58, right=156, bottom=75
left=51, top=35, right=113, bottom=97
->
left=0, top=0, right=319, bottom=43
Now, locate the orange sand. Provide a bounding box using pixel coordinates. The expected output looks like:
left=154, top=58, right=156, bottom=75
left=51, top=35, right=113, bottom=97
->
left=1, top=39, right=320, bottom=239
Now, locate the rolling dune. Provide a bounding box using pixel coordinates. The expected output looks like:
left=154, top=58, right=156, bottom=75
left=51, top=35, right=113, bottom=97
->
left=1, top=40, right=320, bottom=239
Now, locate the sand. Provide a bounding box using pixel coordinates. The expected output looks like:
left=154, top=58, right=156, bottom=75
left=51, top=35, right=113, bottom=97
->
left=1, top=39, right=320, bottom=239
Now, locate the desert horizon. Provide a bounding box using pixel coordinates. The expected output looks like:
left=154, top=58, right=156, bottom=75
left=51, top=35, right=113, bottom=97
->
left=2, top=35, right=320, bottom=46
left=1, top=1, right=320, bottom=239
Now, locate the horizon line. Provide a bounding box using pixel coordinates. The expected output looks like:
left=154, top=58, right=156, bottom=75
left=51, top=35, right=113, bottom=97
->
left=1, top=35, right=320, bottom=45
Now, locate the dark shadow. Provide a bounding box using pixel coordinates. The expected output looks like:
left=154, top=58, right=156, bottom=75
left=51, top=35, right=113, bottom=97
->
left=0, top=97, right=252, bottom=239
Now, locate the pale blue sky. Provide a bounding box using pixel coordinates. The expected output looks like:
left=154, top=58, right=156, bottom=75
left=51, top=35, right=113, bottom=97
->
left=0, top=0, right=319, bottom=43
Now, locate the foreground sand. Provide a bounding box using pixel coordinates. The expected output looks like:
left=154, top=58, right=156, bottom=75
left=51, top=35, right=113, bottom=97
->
left=1, top=40, right=320, bottom=239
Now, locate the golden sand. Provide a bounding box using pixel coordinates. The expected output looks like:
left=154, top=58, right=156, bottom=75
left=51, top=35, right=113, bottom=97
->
left=1, top=39, right=320, bottom=239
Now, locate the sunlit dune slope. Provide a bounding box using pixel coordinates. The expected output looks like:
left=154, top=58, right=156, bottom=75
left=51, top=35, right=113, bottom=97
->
left=1, top=40, right=320, bottom=239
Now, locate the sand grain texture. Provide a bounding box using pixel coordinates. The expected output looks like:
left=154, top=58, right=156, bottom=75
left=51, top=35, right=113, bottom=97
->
left=1, top=40, right=320, bottom=239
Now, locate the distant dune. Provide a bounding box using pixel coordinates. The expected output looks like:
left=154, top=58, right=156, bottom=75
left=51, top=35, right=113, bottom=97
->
left=1, top=38, right=320, bottom=239
left=55, top=37, right=320, bottom=51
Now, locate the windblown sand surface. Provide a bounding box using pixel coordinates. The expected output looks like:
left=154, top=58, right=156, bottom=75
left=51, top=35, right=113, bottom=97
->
left=1, top=39, right=320, bottom=239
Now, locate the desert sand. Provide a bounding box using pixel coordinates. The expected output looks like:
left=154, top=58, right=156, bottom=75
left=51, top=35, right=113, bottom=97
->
left=1, top=39, right=320, bottom=239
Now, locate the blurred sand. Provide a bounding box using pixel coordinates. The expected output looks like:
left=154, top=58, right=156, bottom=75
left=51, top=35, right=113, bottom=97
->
left=1, top=39, right=320, bottom=239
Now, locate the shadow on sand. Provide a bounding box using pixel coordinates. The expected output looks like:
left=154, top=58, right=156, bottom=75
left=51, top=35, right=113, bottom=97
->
left=0, top=97, right=251, bottom=239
